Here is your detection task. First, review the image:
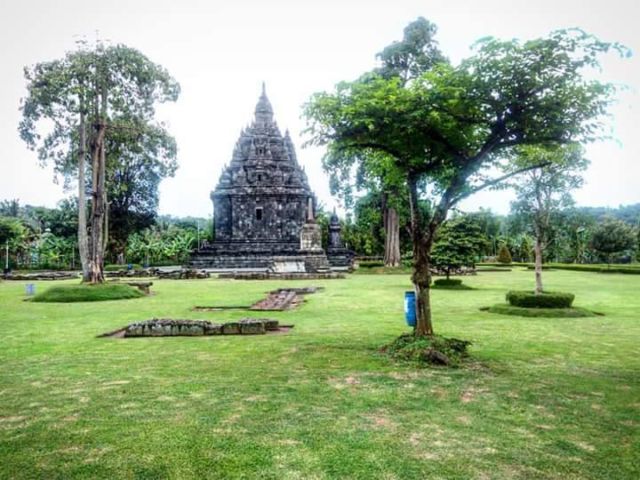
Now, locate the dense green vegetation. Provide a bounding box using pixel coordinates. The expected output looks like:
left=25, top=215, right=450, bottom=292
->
left=0, top=199, right=210, bottom=270
left=2, top=196, right=638, bottom=273
left=32, top=283, right=144, bottom=303
left=1, top=269, right=638, bottom=478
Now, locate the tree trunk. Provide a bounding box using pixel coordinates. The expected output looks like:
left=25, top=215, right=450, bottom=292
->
left=88, top=123, right=107, bottom=283
left=77, top=108, right=90, bottom=282
left=534, top=234, right=544, bottom=295
left=383, top=196, right=401, bottom=267
left=408, top=176, right=434, bottom=336
left=87, top=76, right=109, bottom=284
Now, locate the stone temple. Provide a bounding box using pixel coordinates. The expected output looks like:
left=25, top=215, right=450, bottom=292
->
left=189, top=85, right=352, bottom=273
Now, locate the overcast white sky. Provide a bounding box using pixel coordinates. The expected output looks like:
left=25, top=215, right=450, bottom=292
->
left=1, top=0, right=638, bottom=218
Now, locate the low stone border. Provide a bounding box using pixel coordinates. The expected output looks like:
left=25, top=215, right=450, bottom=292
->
left=218, top=272, right=344, bottom=280
left=105, top=268, right=210, bottom=279
left=100, top=318, right=289, bottom=338
left=2, top=271, right=79, bottom=281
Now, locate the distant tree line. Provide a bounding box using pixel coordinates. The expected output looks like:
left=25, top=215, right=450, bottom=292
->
left=338, top=201, right=640, bottom=265
left=0, top=198, right=211, bottom=270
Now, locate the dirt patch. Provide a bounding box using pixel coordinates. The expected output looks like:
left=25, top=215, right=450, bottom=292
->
left=460, top=386, right=489, bottom=403
left=365, top=411, right=397, bottom=430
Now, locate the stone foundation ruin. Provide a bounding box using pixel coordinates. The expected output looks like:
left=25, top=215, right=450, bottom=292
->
left=192, top=286, right=323, bottom=312
left=101, top=318, right=289, bottom=338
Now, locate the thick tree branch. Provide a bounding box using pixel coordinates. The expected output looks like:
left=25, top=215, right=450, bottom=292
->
left=450, top=161, right=552, bottom=205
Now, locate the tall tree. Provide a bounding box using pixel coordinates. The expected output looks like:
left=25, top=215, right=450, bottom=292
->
left=323, top=18, right=446, bottom=267
left=19, top=41, right=180, bottom=282
left=376, top=17, right=446, bottom=267
left=305, top=24, right=624, bottom=336
left=509, top=144, right=587, bottom=293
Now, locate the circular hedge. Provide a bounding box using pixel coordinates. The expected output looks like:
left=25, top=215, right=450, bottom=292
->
left=486, top=304, right=596, bottom=318
left=506, top=290, right=574, bottom=309
left=432, top=278, right=473, bottom=290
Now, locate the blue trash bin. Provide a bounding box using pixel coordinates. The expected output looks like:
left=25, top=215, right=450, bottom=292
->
left=404, top=291, right=416, bottom=327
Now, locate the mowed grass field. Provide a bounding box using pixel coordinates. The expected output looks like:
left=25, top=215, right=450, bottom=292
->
left=0, top=269, right=638, bottom=479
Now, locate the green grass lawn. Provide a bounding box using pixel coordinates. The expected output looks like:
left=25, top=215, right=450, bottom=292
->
left=0, top=270, right=638, bottom=479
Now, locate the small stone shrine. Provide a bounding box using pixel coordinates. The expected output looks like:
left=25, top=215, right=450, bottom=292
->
left=189, top=85, right=353, bottom=272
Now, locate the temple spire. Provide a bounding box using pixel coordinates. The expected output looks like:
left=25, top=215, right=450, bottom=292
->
left=254, top=82, right=273, bottom=124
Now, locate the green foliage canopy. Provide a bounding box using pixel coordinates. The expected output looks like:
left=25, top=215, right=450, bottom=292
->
left=590, top=218, right=637, bottom=263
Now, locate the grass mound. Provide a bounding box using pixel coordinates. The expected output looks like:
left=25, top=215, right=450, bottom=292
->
left=432, top=278, right=474, bottom=290
left=32, top=283, right=144, bottom=303
left=486, top=304, right=599, bottom=318
left=381, top=333, right=472, bottom=366
left=506, top=290, right=574, bottom=308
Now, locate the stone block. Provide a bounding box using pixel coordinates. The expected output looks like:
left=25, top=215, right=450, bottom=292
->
left=262, top=319, right=279, bottom=331
left=124, top=325, right=143, bottom=337
left=151, top=325, right=164, bottom=336
left=239, top=320, right=266, bottom=335
left=204, top=323, right=223, bottom=335
left=222, top=322, right=240, bottom=335
left=189, top=325, right=204, bottom=335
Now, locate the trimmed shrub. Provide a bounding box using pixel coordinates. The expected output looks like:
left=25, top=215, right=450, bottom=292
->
left=434, top=278, right=462, bottom=287
left=506, top=290, right=575, bottom=309
left=497, top=245, right=512, bottom=264
left=479, top=262, right=640, bottom=274
left=357, top=260, right=385, bottom=268
left=432, top=278, right=474, bottom=290
left=476, top=266, right=512, bottom=272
